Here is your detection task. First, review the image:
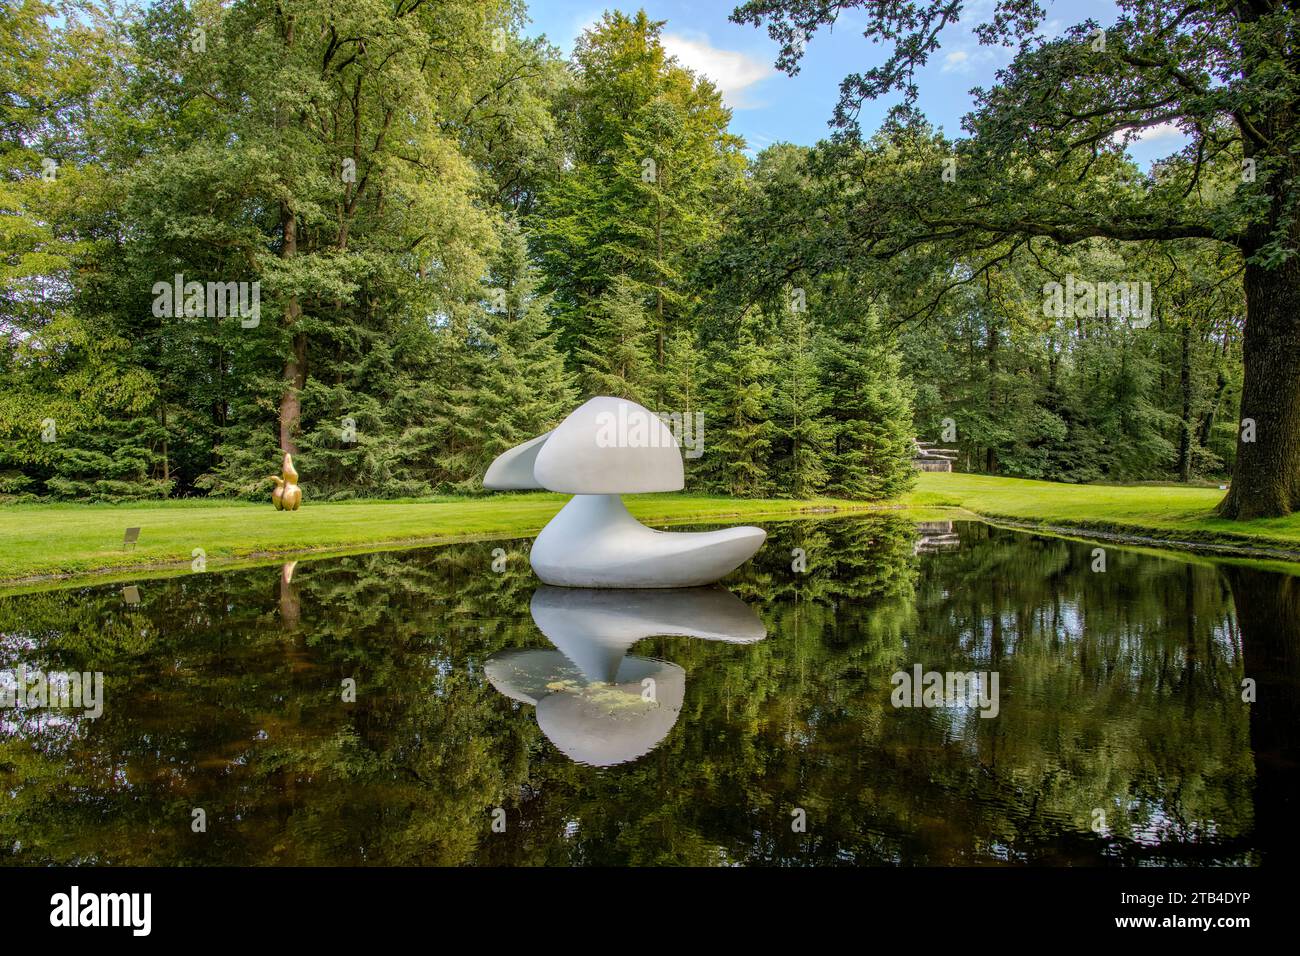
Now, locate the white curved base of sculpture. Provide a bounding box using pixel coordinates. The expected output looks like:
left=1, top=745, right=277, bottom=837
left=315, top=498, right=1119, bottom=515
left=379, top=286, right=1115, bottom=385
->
left=530, top=493, right=766, bottom=588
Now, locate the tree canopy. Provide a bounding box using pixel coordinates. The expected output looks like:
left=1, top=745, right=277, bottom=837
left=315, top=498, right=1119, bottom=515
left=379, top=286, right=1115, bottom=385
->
left=731, top=0, right=1297, bottom=516
left=0, top=1, right=1278, bottom=510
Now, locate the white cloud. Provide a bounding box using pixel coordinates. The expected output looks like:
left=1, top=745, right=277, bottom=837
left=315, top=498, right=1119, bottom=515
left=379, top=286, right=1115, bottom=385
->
left=1113, top=120, right=1189, bottom=167
left=941, top=50, right=970, bottom=73
left=661, top=33, right=774, bottom=109
left=1133, top=121, right=1185, bottom=145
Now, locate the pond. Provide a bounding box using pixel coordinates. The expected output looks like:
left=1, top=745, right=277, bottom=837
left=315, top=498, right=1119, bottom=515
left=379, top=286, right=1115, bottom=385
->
left=1, top=516, right=1295, bottom=866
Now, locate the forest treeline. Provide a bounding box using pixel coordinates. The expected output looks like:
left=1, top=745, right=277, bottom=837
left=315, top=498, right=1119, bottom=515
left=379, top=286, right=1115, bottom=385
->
left=1, top=0, right=1243, bottom=502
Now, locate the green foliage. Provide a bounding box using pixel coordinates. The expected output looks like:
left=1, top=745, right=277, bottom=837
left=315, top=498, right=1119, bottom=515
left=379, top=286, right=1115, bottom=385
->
left=446, top=220, right=577, bottom=490
left=575, top=275, right=655, bottom=404
left=821, top=318, right=917, bottom=500
left=731, top=0, right=1290, bottom=517
left=769, top=306, right=830, bottom=497
left=702, top=314, right=774, bottom=497
left=0, top=0, right=1261, bottom=507
left=531, top=10, right=743, bottom=372
left=899, top=239, right=1240, bottom=483
left=43, top=415, right=172, bottom=501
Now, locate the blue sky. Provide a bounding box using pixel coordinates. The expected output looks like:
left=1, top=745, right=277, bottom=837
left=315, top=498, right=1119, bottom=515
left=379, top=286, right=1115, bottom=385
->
left=523, top=0, right=1185, bottom=167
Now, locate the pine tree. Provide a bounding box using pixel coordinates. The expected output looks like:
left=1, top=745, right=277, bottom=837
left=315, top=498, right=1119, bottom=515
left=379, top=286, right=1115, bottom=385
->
left=704, top=316, right=774, bottom=497
left=532, top=11, right=743, bottom=370
left=820, top=314, right=917, bottom=500
left=575, top=275, right=656, bottom=404
left=770, top=305, right=831, bottom=497
left=657, top=325, right=707, bottom=485
left=459, top=221, right=576, bottom=488
left=45, top=415, right=172, bottom=501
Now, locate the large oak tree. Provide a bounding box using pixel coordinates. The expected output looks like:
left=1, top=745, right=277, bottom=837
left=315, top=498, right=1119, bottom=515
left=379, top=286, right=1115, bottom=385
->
left=733, top=0, right=1300, bottom=518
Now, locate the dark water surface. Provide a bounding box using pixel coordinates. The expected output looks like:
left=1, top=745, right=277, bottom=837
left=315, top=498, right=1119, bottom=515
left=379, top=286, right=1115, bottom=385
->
left=2, top=516, right=1296, bottom=865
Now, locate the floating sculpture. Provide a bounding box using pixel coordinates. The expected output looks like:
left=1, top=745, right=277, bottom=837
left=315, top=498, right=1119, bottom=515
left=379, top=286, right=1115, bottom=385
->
left=486, top=586, right=766, bottom=766
left=269, top=453, right=302, bottom=511
left=483, top=396, right=765, bottom=587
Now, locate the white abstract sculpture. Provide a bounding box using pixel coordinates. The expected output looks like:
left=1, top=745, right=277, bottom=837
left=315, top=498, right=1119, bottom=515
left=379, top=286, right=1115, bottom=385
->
left=483, top=396, right=766, bottom=588
left=485, top=586, right=766, bottom=766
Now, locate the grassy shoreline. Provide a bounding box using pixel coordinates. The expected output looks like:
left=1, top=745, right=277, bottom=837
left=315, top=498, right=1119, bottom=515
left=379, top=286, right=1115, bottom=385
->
left=906, top=473, right=1300, bottom=554
left=0, top=493, right=891, bottom=590
left=6, top=473, right=1300, bottom=591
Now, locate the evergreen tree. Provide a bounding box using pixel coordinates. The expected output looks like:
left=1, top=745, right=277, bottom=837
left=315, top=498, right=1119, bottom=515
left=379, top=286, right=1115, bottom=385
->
left=575, top=276, right=656, bottom=405
left=820, top=311, right=916, bottom=500
left=532, top=11, right=743, bottom=374
left=703, top=315, right=774, bottom=497
left=770, top=304, right=831, bottom=497
left=44, top=415, right=171, bottom=501
left=459, top=220, right=576, bottom=489
left=657, top=325, right=707, bottom=486
left=389, top=324, right=480, bottom=496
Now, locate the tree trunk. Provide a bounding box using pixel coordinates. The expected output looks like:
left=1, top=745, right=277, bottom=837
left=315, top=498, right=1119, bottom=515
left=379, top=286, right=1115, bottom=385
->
left=281, top=331, right=306, bottom=453
left=275, top=14, right=302, bottom=456
left=279, top=200, right=305, bottom=453
left=1177, top=316, right=1193, bottom=482
left=1197, top=364, right=1227, bottom=448
left=1218, top=253, right=1300, bottom=518
left=160, top=404, right=169, bottom=483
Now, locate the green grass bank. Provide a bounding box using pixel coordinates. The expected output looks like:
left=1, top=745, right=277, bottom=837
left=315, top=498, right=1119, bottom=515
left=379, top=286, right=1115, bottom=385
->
left=6, top=472, right=1300, bottom=590
left=0, top=493, right=882, bottom=587
left=907, top=472, right=1300, bottom=553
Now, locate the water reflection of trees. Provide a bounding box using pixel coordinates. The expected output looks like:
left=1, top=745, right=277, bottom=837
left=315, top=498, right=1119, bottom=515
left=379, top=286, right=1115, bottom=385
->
left=0, top=518, right=1278, bottom=865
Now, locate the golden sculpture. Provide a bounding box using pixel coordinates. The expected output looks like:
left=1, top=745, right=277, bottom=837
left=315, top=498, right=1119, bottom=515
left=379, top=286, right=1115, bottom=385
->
left=269, top=453, right=302, bottom=511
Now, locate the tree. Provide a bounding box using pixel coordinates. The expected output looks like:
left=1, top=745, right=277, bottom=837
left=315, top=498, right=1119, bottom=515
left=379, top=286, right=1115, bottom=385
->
left=0, top=0, right=167, bottom=499
left=819, top=307, right=917, bottom=500
left=770, top=303, right=831, bottom=497
left=733, top=0, right=1300, bottom=518
left=532, top=11, right=743, bottom=380
left=575, top=275, right=656, bottom=404
left=701, top=142, right=915, bottom=499
left=2, top=0, right=578, bottom=500
left=456, top=219, right=576, bottom=487
left=703, top=313, right=774, bottom=497
left=657, top=325, right=708, bottom=486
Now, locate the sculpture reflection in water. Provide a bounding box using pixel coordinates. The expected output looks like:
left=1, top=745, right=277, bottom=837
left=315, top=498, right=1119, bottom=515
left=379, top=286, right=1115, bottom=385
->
left=486, top=586, right=766, bottom=767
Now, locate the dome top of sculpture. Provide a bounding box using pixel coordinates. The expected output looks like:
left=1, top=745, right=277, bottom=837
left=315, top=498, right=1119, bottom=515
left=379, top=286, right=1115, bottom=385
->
left=530, top=396, right=684, bottom=494
left=482, top=397, right=684, bottom=494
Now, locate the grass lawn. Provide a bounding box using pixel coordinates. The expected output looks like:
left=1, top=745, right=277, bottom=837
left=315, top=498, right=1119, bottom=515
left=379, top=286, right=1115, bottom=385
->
left=907, top=472, right=1300, bottom=550
left=7, top=472, right=1300, bottom=589
left=0, top=493, right=885, bottom=587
